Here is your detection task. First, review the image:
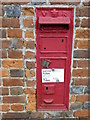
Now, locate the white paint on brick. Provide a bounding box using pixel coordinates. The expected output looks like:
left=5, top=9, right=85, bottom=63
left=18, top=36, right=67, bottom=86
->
left=23, top=46, right=26, bottom=56
left=69, top=6, right=76, bottom=109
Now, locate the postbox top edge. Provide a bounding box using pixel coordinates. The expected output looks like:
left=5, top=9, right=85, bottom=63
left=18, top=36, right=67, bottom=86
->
left=35, top=7, right=74, bottom=10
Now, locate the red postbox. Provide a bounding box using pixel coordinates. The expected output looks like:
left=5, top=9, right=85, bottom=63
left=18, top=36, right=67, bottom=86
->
left=36, top=8, right=74, bottom=110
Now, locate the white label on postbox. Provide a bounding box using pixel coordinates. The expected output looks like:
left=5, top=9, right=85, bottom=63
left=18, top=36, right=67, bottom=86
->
left=42, top=69, right=64, bottom=83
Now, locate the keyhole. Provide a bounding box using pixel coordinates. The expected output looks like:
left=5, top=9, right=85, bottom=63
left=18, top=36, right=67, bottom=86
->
left=62, top=39, right=64, bottom=42
left=44, top=47, right=46, bottom=50
left=46, top=87, right=48, bottom=90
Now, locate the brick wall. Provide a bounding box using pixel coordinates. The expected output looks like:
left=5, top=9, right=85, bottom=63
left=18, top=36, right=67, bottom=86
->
left=0, top=0, right=89, bottom=119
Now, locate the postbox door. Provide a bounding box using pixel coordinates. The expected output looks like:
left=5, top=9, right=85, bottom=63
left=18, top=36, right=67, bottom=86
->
left=41, top=58, right=66, bottom=106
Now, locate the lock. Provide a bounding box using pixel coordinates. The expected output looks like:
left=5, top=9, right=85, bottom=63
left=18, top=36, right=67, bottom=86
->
left=44, top=85, right=55, bottom=95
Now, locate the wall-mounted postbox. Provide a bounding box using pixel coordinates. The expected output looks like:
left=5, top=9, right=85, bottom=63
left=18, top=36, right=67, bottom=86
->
left=36, top=8, right=74, bottom=110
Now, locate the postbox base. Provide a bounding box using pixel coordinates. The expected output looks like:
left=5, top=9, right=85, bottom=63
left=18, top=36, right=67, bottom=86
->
left=37, top=104, right=68, bottom=111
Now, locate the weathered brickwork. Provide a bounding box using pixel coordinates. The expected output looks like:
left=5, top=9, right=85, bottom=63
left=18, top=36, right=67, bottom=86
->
left=0, top=0, right=89, bottom=119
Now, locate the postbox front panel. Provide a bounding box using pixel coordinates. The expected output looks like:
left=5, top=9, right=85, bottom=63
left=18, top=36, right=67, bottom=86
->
left=36, top=8, right=74, bottom=110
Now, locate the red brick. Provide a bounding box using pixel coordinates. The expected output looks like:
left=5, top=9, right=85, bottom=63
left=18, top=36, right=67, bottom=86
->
left=74, top=40, right=78, bottom=48
left=76, top=95, right=90, bottom=102
left=1, top=0, right=30, bottom=4
left=25, top=70, right=35, bottom=78
left=2, top=60, right=24, bottom=68
left=11, top=39, right=24, bottom=49
left=11, top=104, right=24, bottom=111
left=49, top=0, right=80, bottom=5
left=1, top=29, right=6, bottom=38
left=23, top=19, right=34, bottom=28
left=73, top=60, right=77, bottom=68
left=2, top=112, right=29, bottom=119
left=3, top=96, right=26, bottom=103
left=76, top=7, right=89, bottom=17
left=81, top=18, right=90, bottom=28
left=12, top=39, right=24, bottom=49
left=0, top=5, right=4, bottom=16
left=24, top=88, right=36, bottom=95
left=24, top=41, right=35, bottom=49
left=0, top=69, right=9, bottom=77
left=0, top=88, right=9, bottom=95
left=0, top=18, right=2, bottom=27
left=74, top=110, right=90, bottom=117
left=2, top=40, right=11, bottom=49
left=75, top=18, right=80, bottom=27
left=28, top=95, right=36, bottom=103
left=25, top=51, right=35, bottom=59
left=10, top=69, right=24, bottom=77
left=30, top=112, right=44, bottom=119
left=0, top=50, right=7, bottom=58
left=25, top=30, right=34, bottom=38
left=76, top=29, right=89, bottom=38
left=0, top=40, right=2, bottom=49
left=77, top=60, right=88, bottom=68
left=10, top=87, right=23, bottom=95
left=26, top=80, right=36, bottom=87
left=22, top=8, right=34, bottom=16
left=26, top=61, right=35, bottom=69
left=2, top=18, right=20, bottom=28
left=74, top=50, right=88, bottom=58
left=0, top=104, right=10, bottom=111
left=8, top=29, right=22, bottom=38
left=0, top=79, right=1, bottom=86
left=3, top=79, right=24, bottom=86
left=73, top=78, right=89, bottom=86
left=72, top=69, right=89, bottom=77
left=70, top=95, right=75, bottom=103
left=78, top=40, right=89, bottom=49
left=2, top=50, right=7, bottom=58
left=83, top=1, right=90, bottom=6
left=2, top=39, right=23, bottom=49
left=0, top=60, right=2, bottom=68
left=8, top=50, right=23, bottom=58
left=26, top=103, right=36, bottom=111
